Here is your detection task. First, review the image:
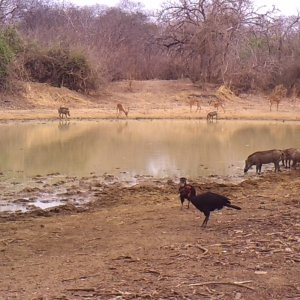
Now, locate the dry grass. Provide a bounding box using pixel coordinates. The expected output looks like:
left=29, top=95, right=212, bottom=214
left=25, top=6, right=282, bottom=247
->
left=0, top=79, right=299, bottom=121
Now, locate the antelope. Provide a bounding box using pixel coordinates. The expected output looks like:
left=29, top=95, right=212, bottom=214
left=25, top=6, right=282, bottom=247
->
left=291, top=85, right=299, bottom=107
left=116, top=103, right=129, bottom=118
left=189, top=99, right=201, bottom=112
left=207, top=111, right=218, bottom=122
left=58, top=107, right=70, bottom=119
left=269, top=96, right=281, bottom=111
left=209, top=99, right=225, bottom=112
left=269, top=84, right=287, bottom=111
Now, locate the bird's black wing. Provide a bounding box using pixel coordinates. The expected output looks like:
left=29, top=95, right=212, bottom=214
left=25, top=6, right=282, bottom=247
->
left=191, top=192, right=230, bottom=211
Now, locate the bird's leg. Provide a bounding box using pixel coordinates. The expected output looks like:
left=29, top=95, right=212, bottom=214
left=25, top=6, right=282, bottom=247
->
left=201, top=212, right=210, bottom=228
left=180, top=198, right=184, bottom=210
left=187, top=200, right=190, bottom=209
left=201, top=217, right=208, bottom=227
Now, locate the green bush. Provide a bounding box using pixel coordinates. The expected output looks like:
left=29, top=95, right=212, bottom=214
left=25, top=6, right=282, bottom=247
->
left=24, top=46, right=98, bottom=93
left=2, top=27, right=23, bottom=54
left=0, top=27, right=22, bottom=90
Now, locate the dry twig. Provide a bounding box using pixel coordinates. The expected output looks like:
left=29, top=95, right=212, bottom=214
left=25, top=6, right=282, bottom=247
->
left=195, top=244, right=209, bottom=255
left=188, top=281, right=255, bottom=290
left=66, top=287, right=96, bottom=292
left=62, top=273, right=102, bottom=282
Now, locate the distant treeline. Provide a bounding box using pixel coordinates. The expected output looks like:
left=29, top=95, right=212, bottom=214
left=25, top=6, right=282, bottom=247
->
left=1, top=0, right=300, bottom=94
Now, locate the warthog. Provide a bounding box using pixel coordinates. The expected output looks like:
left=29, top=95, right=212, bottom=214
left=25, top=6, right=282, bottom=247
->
left=207, top=111, right=217, bottom=122
left=291, top=149, right=300, bottom=168
left=244, top=149, right=283, bottom=174
left=282, top=148, right=297, bottom=168
left=58, top=107, right=70, bottom=119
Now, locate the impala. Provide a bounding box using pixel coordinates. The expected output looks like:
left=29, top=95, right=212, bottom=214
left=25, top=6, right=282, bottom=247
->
left=269, top=96, right=281, bottom=111
left=269, top=84, right=287, bottom=111
left=116, top=103, right=129, bottom=117
left=188, top=99, right=201, bottom=112
left=209, top=99, right=225, bottom=112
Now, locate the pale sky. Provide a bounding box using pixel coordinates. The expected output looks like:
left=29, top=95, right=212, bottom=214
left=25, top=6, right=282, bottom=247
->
left=65, top=0, right=300, bottom=16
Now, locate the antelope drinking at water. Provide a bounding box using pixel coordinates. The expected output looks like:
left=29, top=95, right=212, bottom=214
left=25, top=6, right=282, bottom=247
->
left=116, top=103, right=129, bottom=118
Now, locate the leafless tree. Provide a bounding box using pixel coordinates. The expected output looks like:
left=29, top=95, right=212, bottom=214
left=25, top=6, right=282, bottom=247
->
left=3, top=0, right=300, bottom=92
left=156, top=0, right=298, bottom=89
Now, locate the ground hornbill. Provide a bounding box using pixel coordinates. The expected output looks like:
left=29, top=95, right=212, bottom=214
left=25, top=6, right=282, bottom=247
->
left=179, top=177, right=241, bottom=227
left=178, top=177, right=196, bottom=209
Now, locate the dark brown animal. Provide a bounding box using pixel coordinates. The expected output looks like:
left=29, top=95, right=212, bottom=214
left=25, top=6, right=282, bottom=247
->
left=282, top=148, right=297, bottom=168
left=207, top=111, right=218, bottom=122
left=179, top=181, right=241, bottom=228
left=116, top=103, right=129, bottom=117
left=58, top=107, right=70, bottom=119
left=291, top=149, right=300, bottom=168
left=244, top=149, right=283, bottom=174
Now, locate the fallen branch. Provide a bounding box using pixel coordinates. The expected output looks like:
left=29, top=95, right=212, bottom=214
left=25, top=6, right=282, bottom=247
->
left=188, top=281, right=255, bottom=290
left=112, top=255, right=138, bottom=261
left=66, top=287, right=96, bottom=292
left=96, top=289, right=136, bottom=297
left=95, top=290, right=156, bottom=299
left=0, top=238, right=20, bottom=246
left=195, top=244, right=209, bottom=255
left=144, top=269, right=161, bottom=275
left=62, top=273, right=102, bottom=282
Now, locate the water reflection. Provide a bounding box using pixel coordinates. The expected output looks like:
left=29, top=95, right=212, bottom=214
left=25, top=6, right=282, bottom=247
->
left=0, top=120, right=299, bottom=180
left=58, top=120, right=70, bottom=131
left=116, top=121, right=128, bottom=134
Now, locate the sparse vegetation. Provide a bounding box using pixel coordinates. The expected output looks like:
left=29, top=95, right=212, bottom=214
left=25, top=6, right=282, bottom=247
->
left=0, top=0, right=299, bottom=97
left=215, top=85, right=236, bottom=102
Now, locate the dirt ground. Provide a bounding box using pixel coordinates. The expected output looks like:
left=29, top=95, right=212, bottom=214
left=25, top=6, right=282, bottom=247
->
left=0, top=80, right=300, bottom=300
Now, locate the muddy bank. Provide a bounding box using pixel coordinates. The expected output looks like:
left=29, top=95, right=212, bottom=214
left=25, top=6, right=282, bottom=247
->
left=0, top=171, right=299, bottom=299
left=0, top=173, right=242, bottom=219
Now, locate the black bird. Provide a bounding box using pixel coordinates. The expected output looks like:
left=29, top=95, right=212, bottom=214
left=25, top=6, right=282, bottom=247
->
left=179, top=177, right=195, bottom=209
left=179, top=181, right=241, bottom=227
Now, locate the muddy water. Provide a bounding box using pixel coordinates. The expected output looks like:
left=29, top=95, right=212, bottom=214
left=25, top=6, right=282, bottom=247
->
left=0, top=119, right=299, bottom=181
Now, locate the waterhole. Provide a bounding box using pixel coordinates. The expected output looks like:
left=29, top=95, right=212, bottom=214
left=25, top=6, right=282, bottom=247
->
left=1, top=119, right=299, bottom=212
left=0, top=119, right=299, bottom=180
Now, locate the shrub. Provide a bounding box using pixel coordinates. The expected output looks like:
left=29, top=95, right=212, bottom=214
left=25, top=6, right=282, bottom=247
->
left=0, top=27, right=22, bottom=91
left=24, top=46, right=99, bottom=93
left=2, top=26, right=23, bottom=54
